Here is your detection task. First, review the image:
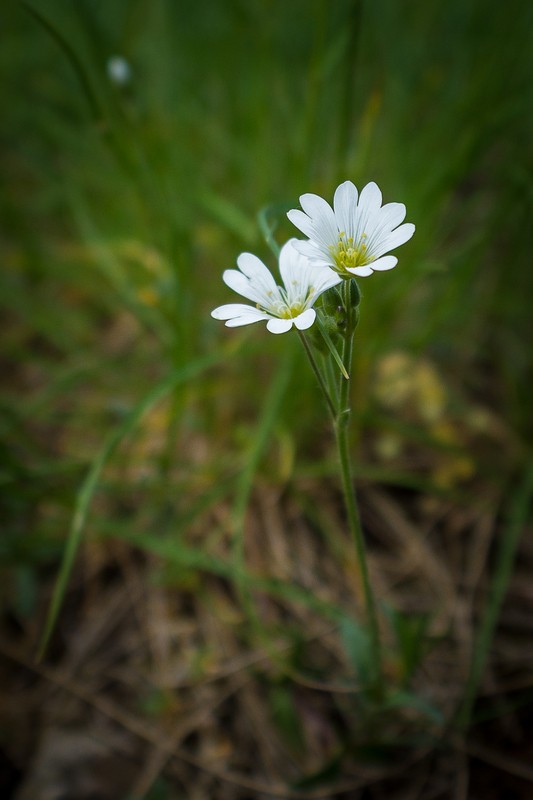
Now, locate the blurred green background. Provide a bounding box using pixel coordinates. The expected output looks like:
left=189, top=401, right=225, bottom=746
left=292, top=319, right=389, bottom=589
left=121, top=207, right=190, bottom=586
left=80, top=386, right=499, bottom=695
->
left=1, top=0, right=533, bottom=794
left=3, top=0, right=532, bottom=542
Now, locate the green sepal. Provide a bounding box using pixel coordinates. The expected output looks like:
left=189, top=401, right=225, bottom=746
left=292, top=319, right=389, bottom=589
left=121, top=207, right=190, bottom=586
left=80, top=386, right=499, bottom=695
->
left=319, top=286, right=348, bottom=335
left=339, top=278, right=361, bottom=338
left=321, top=279, right=361, bottom=338
left=321, top=285, right=344, bottom=317
left=347, top=277, right=361, bottom=308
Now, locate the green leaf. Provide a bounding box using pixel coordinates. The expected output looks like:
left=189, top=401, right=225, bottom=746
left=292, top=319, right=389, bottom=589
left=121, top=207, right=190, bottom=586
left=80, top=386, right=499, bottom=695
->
left=199, top=190, right=257, bottom=243
left=339, top=614, right=375, bottom=689
left=107, top=528, right=343, bottom=622
left=385, top=605, right=432, bottom=685
left=384, top=689, right=444, bottom=726
left=316, top=314, right=349, bottom=380
left=257, top=202, right=294, bottom=258
left=269, top=682, right=305, bottom=752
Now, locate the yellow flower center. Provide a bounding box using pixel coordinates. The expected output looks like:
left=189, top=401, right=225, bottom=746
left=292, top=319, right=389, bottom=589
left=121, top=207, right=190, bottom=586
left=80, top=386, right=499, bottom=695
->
left=280, top=302, right=304, bottom=319
left=330, top=232, right=368, bottom=274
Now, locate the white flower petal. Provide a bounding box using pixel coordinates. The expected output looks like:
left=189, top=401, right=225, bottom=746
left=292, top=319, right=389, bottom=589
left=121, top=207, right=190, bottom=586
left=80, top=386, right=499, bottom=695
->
left=236, top=252, right=271, bottom=281
left=236, top=256, right=280, bottom=304
left=358, top=181, right=382, bottom=215
left=222, top=269, right=264, bottom=305
left=368, top=255, right=398, bottom=271
left=299, top=192, right=335, bottom=223
left=353, top=183, right=382, bottom=243
left=287, top=179, right=414, bottom=279
left=286, top=209, right=315, bottom=239
left=236, top=252, right=280, bottom=298
left=278, top=238, right=306, bottom=290
left=376, top=202, right=406, bottom=231
left=266, top=318, right=293, bottom=334
left=292, top=238, right=336, bottom=269
left=211, top=303, right=267, bottom=321
left=333, top=181, right=358, bottom=238
left=278, top=240, right=341, bottom=310
left=292, top=239, right=321, bottom=259
left=298, top=193, right=338, bottom=246
left=307, top=267, right=342, bottom=300
left=225, top=311, right=272, bottom=327
left=307, top=254, right=337, bottom=269
left=294, top=308, right=316, bottom=330
left=363, top=204, right=408, bottom=256
left=346, top=265, right=375, bottom=277
left=373, top=223, right=415, bottom=257
left=280, top=240, right=321, bottom=306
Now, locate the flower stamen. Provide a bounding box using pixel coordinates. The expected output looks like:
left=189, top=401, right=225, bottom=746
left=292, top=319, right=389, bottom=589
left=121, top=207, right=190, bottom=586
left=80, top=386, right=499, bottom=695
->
left=287, top=180, right=415, bottom=278
left=330, top=232, right=369, bottom=275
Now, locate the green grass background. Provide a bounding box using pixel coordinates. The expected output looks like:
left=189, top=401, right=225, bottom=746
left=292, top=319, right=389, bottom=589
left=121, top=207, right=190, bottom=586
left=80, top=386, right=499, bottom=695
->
left=1, top=0, right=532, bottom=680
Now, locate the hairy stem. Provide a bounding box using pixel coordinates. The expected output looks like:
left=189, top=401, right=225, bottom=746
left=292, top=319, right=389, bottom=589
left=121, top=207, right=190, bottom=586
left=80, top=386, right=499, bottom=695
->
left=336, top=280, right=383, bottom=696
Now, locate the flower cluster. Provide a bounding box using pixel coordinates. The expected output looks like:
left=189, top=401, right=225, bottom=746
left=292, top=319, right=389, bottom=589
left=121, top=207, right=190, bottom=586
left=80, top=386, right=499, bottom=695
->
left=211, top=239, right=339, bottom=334
left=211, top=181, right=415, bottom=334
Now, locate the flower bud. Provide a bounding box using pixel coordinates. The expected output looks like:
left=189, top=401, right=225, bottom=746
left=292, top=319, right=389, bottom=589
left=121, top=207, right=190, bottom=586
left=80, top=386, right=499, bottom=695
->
left=308, top=311, right=341, bottom=354
left=347, top=278, right=361, bottom=308
left=320, top=286, right=343, bottom=317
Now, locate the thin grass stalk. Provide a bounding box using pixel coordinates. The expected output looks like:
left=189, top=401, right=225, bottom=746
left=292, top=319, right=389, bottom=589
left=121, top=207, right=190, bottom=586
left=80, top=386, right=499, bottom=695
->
left=231, top=350, right=294, bottom=620
left=456, top=458, right=533, bottom=729
left=37, top=352, right=222, bottom=659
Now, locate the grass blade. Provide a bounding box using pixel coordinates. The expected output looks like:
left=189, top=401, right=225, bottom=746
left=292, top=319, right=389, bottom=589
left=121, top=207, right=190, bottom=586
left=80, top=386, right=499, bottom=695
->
left=456, top=457, right=533, bottom=729
left=232, top=348, right=295, bottom=612
left=104, top=528, right=342, bottom=622
left=21, top=1, right=102, bottom=122
left=257, top=203, right=293, bottom=259
left=37, top=352, right=222, bottom=659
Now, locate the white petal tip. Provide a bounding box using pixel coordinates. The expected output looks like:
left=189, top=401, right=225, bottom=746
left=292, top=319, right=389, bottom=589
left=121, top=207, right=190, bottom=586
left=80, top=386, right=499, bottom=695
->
left=369, top=255, right=398, bottom=272
left=347, top=266, right=374, bottom=277
left=294, top=309, right=316, bottom=330
left=266, top=318, right=293, bottom=334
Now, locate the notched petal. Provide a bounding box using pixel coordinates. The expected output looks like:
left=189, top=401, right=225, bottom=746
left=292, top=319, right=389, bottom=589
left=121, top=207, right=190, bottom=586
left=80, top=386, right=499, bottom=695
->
left=287, top=209, right=314, bottom=238
left=266, top=318, right=293, bottom=334
left=294, top=308, right=316, bottom=330
left=369, top=255, right=398, bottom=271
left=347, top=265, right=374, bottom=277
left=358, top=181, right=383, bottom=213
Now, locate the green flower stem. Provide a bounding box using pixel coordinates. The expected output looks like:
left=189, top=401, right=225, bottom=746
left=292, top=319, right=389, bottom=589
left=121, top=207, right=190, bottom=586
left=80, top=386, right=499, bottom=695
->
left=325, top=351, right=340, bottom=411
left=298, top=292, right=383, bottom=699
left=336, top=280, right=383, bottom=697
left=298, top=331, right=337, bottom=420
left=299, top=289, right=382, bottom=697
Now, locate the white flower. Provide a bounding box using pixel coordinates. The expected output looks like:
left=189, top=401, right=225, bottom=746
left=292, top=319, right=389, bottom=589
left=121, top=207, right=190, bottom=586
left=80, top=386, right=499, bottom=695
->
left=287, top=180, right=415, bottom=278
left=107, top=55, right=131, bottom=86
left=211, top=238, right=340, bottom=334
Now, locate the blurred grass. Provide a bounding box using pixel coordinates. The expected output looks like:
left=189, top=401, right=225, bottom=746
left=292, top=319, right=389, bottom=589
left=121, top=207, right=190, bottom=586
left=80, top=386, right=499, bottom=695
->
left=1, top=0, right=530, bottom=604
left=3, top=0, right=531, bottom=406
left=1, top=0, right=533, bottom=789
